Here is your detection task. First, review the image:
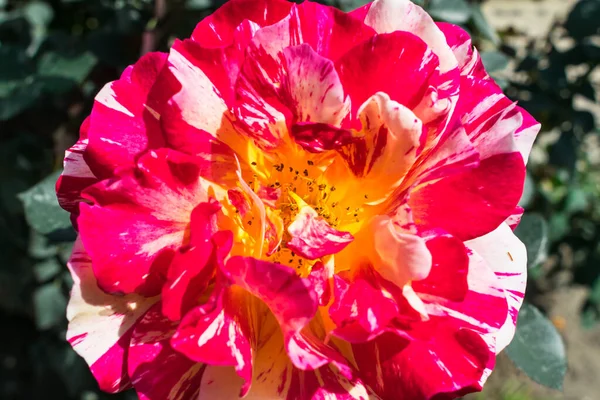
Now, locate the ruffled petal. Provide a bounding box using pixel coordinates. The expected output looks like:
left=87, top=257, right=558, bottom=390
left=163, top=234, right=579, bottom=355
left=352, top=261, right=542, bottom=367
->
left=419, top=243, right=508, bottom=335
left=162, top=206, right=230, bottom=321
left=436, top=22, right=488, bottom=80
left=78, top=149, right=219, bottom=295
left=66, top=239, right=157, bottom=393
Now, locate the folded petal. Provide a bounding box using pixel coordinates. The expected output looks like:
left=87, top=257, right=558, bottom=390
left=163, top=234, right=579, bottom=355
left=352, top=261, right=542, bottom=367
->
left=176, top=21, right=259, bottom=107
left=287, top=201, right=354, bottom=260
left=56, top=134, right=98, bottom=214
left=66, top=239, right=157, bottom=393
left=216, top=317, right=372, bottom=400
left=371, top=212, right=432, bottom=289
left=223, top=256, right=345, bottom=376
left=224, top=256, right=316, bottom=333
left=337, top=93, right=425, bottom=201
left=282, top=44, right=350, bottom=126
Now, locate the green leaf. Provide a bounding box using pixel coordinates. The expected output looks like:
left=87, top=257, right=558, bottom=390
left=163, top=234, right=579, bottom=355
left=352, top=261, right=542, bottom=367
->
left=0, top=78, right=43, bottom=120
left=514, top=213, right=548, bottom=269
left=186, top=0, right=212, bottom=9
left=33, top=258, right=62, bottom=282
left=589, top=278, right=600, bottom=305
left=18, top=170, right=71, bottom=235
left=28, top=231, right=59, bottom=259
left=336, top=0, right=371, bottom=12
left=427, top=0, right=471, bottom=24
left=548, top=213, right=570, bottom=242
left=33, top=282, right=67, bottom=330
left=470, top=4, right=500, bottom=45
left=565, top=0, right=600, bottom=39
left=37, top=51, right=97, bottom=85
left=565, top=187, right=589, bottom=214
left=505, top=303, right=567, bottom=390
left=22, top=1, right=54, bottom=28
left=0, top=46, right=33, bottom=83
left=480, top=51, right=510, bottom=73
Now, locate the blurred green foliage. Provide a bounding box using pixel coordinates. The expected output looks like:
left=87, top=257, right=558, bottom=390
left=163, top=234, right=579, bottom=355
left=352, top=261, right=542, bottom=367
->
left=1, top=0, right=597, bottom=398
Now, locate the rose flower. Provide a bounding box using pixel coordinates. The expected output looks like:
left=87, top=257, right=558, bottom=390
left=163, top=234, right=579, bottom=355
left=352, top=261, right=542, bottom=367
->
left=57, top=0, right=540, bottom=399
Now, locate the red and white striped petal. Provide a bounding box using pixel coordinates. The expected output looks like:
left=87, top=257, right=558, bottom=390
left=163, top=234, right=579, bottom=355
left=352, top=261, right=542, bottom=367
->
left=85, top=52, right=167, bottom=179
left=235, top=38, right=350, bottom=149
left=337, top=93, right=425, bottom=201
left=336, top=31, right=440, bottom=119
left=514, top=106, right=541, bottom=164
left=158, top=40, right=229, bottom=145
left=361, top=0, right=458, bottom=75
left=418, top=239, right=508, bottom=335
left=287, top=202, right=354, bottom=260
left=56, top=134, right=97, bottom=215
left=170, top=287, right=255, bottom=396
left=437, top=22, right=489, bottom=80
left=78, top=149, right=217, bottom=295
left=190, top=0, right=293, bottom=47
left=128, top=303, right=204, bottom=400
left=465, top=223, right=527, bottom=352
left=408, top=78, right=527, bottom=240
left=66, top=239, right=157, bottom=393
left=203, top=318, right=373, bottom=400
left=352, top=329, right=494, bottom=400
